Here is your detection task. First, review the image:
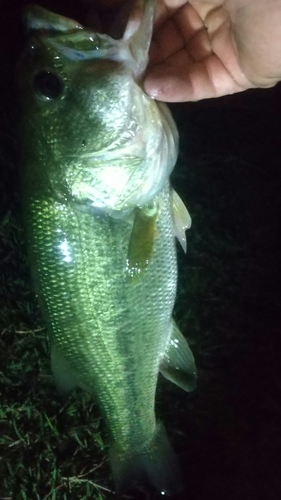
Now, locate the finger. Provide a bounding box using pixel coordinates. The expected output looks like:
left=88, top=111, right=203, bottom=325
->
left=150, top=4, right=206, bottom=64
left=154, top=1, right=186, bottom=31
left=149, top=21, right=185, bottom=64
left=149, top=10, right=213, bottom=65
left=144, top=54, right=249, bottom=102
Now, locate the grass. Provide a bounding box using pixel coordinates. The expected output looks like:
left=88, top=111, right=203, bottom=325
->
left=0, top=210, right=111, bottom=499
left=1, top=2, right=281, bottom=499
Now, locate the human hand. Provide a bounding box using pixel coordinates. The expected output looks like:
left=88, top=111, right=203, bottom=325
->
left=144, top=0, right=281, bottom=101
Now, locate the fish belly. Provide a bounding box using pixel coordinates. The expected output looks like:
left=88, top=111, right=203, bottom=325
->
left=24, top=183, right=177, bottom=453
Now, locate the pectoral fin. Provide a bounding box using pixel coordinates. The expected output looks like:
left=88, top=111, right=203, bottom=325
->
left=126, top=202, right=158, bottom=281
left=160, top=321, right=197, bottom=392
left=172, top=189, right=191, bottom=253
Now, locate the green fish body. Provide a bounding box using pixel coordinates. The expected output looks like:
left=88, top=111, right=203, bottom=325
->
left=18, top=0, right=196, bottom=494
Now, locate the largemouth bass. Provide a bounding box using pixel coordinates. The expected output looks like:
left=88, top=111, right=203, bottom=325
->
left=18, top=0, right=196, bottom=495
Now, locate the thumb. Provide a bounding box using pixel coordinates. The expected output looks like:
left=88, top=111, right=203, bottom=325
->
left=143, top=57, right=244, bottom=102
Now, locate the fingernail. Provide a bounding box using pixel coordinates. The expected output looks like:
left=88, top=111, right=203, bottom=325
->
left=143, top=78, right=161, bottom=99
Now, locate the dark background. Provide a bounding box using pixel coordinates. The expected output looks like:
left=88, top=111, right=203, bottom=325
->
left=1, top=1, right=281, bottom=499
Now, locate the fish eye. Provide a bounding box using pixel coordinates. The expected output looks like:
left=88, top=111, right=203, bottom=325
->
left=33, top=71, right=63, bottom=99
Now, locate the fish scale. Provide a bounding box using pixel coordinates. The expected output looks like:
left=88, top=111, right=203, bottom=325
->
left=19, top=0, right=196, bottom=494
left=25, top=185, right=176, bottom=452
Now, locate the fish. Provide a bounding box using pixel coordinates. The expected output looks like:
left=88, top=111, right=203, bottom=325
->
left=18, top=0, right=196, bottom=495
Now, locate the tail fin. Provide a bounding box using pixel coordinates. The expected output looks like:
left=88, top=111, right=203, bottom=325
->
left=109, top=423, right=183, bottom=496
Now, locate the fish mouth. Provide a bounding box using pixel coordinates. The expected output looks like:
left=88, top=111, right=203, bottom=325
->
left=23, top=2, right=129, bottom=36
left=23, top=0, right=155, bottom=79
left=86, top=0, right=135, bottom=39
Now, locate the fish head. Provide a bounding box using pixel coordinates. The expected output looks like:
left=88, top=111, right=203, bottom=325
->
left=18, top=2, right=178, bottom=214
left=18, top=4, right=143, bottom=153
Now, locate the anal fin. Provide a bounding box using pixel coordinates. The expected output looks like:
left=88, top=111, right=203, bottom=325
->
left=160, top=321, right=197, bottom=392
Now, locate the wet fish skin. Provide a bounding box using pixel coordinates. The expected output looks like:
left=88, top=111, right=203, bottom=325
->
left=18, top=0, right=196, bottom=495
